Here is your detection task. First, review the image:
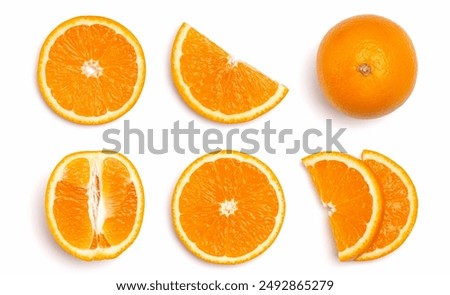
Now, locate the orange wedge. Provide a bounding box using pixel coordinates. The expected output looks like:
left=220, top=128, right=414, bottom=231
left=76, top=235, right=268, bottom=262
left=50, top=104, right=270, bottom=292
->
left=356, top=150, right=418, bottom=260
left=302, top=152, right=383, bottom=261
left=172, top=150, right=285, bottom=264
left=45, top=151, right=144, bottom=260
left=38, top=16, right=146, bottom=125
left=171, top=23, right=288, bottom=123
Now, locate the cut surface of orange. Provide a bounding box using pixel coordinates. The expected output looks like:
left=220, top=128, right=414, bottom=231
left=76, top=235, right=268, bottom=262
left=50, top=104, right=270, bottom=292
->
left=171, top=23, right=288, bottom=123
left=356, top=150, right=418, bottom=261
left=38, top=16, right=146, bottom=125
left=302, top=152, right=383, bottom=261
left=172, top=150, right=285, bottom=264
left=45, top=151, right=144, bottom=261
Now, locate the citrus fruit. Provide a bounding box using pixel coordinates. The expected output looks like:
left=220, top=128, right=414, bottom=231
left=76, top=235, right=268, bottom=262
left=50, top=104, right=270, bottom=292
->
left=38, top=16, right=146, bottom=125
left=171, top=23, right=289, bottom=123
left=45, top=151, right=145, bottom=261
left=302, top=152, right=383, bottom=261
left=356, top=150, right=418, bottom=261
left=316, top=14, right=417, bottom=118
left=172, top=150, right=285, bottom=264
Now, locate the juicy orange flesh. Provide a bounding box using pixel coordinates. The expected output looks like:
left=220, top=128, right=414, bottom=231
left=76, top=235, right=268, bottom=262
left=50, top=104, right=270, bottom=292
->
left=363, top=159, right=409, bottom=251
left=178, top=158, right=278, bottom=257
left=180, top=28, right=279, bottom=115
left=53, top=156, right=137, bottom=250
left=53, top=158, right=93, bottom=249
left=308, top=160, right=373, bottom=252
left=101, top=158, right=138, bottom=246
left=46, top=24, right=138, bottom=117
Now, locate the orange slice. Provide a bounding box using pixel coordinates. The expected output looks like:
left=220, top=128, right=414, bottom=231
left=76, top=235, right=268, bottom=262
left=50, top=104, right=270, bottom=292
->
left=172, top=150, right=285, bottom=264
left=356, top=150, right=418, bottom=260
left=302, top=152, right=383, bottom=261
left=45, top=151, right=144, bottom=260
left=38, top=16, right=146, bottom=125
left=171, top=23, right=288, bottom=123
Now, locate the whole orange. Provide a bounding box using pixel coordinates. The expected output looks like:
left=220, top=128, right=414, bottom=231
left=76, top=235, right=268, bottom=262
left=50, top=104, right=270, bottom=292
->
left=316, top=15, right=417, bottom=118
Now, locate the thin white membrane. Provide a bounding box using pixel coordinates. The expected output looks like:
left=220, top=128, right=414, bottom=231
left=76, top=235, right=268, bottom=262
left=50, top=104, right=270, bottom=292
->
left=87, top=157, right=107, bottom=235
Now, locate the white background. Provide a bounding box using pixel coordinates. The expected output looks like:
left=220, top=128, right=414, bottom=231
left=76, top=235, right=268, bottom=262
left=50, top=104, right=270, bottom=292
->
left=1, top=0, right=449, bottom=293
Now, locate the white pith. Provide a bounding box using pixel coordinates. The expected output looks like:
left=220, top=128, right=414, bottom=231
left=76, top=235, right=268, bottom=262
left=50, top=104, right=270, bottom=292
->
left=227, top=55, right=239, bottom=67
left=81, top=59, right=103, bottom=78
left=87, top=157, right=107, bottom=235
left=324, top=202, right=336, bottom=216
left=219, top=199, right=238, bottom=217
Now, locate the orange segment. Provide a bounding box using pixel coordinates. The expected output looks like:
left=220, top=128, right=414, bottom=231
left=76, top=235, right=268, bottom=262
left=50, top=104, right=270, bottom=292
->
left=38, top=16, right=146, bottom=125
left=52, top=158, right=92, bottom=249
left=171, top=23, right=288, bottom=123
left=172, top=150, right=285, bottom=264
left=101, top=158, right=139, bottom=246
left=356, top=150, right=418, bottom=260
left=45, top=151, right=144, bottom=261
left=302, top=152, right=383, bottom=261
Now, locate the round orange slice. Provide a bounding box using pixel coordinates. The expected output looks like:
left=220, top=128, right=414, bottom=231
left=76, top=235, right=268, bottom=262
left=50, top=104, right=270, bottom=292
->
left=45, top=151, right=145, bottom=261
left=171, top=23, right=289, bottom=123
left=38, top=16, right=146, bottom=125
left=172, top=150, right=285, bottom=264
left=356, top=150, right=418, bottom=261
left=302, top=152, right=383, bottom=261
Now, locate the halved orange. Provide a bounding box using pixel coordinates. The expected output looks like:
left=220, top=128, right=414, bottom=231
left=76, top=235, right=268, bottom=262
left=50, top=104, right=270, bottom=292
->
left=302, top=152, right=383, bottom=261
left=171, top=23, right=288, bottom=123
left=45, top=151, right=144, bottom=261
left=38, top=16, right=146, bottom=125
left=356, top=150, right=418, bottom=261
left=172, top=150, right=285, bottom=264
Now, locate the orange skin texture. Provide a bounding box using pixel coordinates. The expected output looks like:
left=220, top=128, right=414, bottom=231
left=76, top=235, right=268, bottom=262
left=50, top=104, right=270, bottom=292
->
left=316, top=15, right=418, bottom=118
